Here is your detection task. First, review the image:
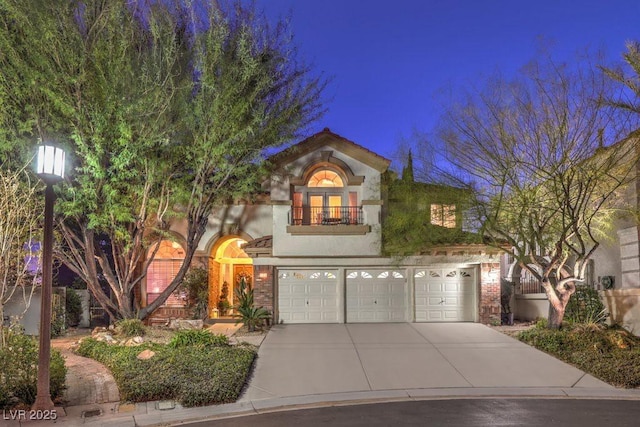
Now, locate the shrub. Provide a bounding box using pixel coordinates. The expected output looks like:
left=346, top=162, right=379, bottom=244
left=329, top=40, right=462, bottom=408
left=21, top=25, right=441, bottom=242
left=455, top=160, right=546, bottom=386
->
left=0, top=330, right=66, bottom=409
left=76, top=337, right=256, bottom=407
left=234, top=276, right=270, bottom=331
left=116, top=319, right=146, bottom=337
left=235, top=306, right=270, bottom=332
left=65, top=287, right=83, bottom=328
left=168, top=330, right=229, bottom=348
left=517, top=324, right=640, bottom=388
left=181, top=268, right=209, bottom=320
left=51, top=297, right=66, bottom=338
left=518, top=327, right=566, bottom=354
left=534, top=317, right=548, bottom=329
left=565, top=285, right=607, bottom=325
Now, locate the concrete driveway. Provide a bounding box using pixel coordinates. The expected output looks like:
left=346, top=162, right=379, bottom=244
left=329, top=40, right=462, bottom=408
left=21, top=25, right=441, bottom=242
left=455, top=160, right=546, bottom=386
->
left=239, top=323, right=611, bottom=401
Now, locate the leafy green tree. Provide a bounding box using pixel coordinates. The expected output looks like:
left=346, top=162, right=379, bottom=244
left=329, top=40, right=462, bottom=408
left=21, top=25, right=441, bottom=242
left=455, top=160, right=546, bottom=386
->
left=0, top=0, right=324, bottom=320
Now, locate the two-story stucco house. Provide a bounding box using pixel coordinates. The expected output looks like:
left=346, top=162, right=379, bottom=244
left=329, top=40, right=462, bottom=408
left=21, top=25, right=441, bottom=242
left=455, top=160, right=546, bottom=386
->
left=143, top=128, right=504, bottom=325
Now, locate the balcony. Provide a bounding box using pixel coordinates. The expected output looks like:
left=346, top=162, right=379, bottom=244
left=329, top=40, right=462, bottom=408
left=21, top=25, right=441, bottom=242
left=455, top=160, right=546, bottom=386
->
left=286, top=206, right=370, bottom=235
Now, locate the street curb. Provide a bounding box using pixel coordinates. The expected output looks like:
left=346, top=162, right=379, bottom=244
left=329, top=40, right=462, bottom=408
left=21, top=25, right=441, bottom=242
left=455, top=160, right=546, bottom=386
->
left=47, top=387, right=640, bottom=427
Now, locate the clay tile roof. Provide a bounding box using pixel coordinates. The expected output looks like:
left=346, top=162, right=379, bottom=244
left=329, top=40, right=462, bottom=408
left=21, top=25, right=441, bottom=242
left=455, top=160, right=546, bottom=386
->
left=242, top=235, right=272, bottom=250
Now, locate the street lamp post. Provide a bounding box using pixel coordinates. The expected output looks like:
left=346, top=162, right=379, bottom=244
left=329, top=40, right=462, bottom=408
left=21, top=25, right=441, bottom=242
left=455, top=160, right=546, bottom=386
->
left=32, top=144, right=65, bottom=411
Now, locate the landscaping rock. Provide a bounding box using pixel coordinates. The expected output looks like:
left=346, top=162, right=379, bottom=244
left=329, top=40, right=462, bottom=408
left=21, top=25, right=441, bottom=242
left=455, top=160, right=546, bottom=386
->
left=94, top=333, right=116, bottom=344
left=168, top=319, right=203, bottom=330
left=124, top=337, right=144, bottom=347
left=137, top=349, right=155, bottom=360
left=92, top=327, right=108, bottom=335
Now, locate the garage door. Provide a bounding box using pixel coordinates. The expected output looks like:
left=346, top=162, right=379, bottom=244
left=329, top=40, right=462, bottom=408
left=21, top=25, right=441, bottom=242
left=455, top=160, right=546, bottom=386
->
left=414, top=267, right=476, bottom=322
left=278, top=269, right=339, bottom=323
left=346, top=269, right=407, bottom=322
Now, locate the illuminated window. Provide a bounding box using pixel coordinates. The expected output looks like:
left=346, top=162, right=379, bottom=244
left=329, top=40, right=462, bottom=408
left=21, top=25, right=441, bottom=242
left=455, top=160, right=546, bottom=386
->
left=308, top=170, right=344, bottom=187
left=146, top=240, right=186, bottom=307
left=430, top=204, right=456, bottom=228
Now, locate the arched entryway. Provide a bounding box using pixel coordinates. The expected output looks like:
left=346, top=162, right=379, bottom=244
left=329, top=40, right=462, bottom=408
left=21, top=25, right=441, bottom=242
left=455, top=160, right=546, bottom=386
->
left=208, top=236, right=253, bottom=318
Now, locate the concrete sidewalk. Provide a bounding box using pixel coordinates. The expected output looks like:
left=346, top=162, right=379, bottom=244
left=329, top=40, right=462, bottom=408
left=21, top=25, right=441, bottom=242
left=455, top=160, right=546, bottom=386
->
left=11, top=323, right=640, bottom=426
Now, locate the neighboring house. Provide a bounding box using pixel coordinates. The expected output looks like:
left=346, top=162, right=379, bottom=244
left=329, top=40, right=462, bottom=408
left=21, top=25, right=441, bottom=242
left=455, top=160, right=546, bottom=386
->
left=143, top=128, right=504, bottom=325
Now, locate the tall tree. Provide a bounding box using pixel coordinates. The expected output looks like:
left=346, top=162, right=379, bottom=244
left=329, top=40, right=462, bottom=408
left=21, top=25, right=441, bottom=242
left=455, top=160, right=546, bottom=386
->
left=138, top=1, right=325, bottom=318
left=0, top=0, right=324, bottom=320
left=401, top=150, right=414, bottom=182
left=0, top=163, right=42, bottom=344
left=431, top=53, right=637, bottom=329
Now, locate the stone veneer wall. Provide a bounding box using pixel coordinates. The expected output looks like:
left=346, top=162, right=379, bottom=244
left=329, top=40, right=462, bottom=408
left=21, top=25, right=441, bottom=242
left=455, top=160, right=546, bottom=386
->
left=479, top=262, right=501, bottom=324
left=253, top=265, right=274, bottom=314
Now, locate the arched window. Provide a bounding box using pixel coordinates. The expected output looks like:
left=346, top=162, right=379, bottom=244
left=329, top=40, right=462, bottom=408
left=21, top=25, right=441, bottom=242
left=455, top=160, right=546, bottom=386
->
left=292, top=166, right=361, bottom=226
left=308, top=170, right=344, bottom=187
left=146, top=240, right=185, bottom=307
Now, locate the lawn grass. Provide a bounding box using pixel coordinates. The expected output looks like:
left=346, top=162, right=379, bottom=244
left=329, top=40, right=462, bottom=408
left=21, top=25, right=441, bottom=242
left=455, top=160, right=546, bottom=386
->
left=517, top=324, right=640, bottom=388
left=76, top=337, right=256, bottom=407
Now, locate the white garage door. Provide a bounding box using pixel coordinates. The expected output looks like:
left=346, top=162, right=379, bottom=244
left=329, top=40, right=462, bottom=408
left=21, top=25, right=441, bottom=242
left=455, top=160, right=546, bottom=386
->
left=278, top=269, right=339, bottom=323
left=346, top=269, right=407, bottom=322
left=414, top=267, right=476, bottom=322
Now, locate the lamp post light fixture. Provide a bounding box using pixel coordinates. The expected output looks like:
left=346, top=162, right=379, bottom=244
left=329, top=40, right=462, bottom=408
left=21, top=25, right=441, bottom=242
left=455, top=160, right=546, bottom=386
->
left=32, top=144, right=65, bottom=411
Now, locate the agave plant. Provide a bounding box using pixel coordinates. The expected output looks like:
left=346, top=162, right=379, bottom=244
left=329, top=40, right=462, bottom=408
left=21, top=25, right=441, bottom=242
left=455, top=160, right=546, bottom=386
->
left=234, top=276, right=270, bottom=331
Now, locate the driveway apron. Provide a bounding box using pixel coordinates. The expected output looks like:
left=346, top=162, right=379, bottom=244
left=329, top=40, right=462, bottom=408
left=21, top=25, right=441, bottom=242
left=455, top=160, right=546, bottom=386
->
left=239, top=323, right=610, bottom=401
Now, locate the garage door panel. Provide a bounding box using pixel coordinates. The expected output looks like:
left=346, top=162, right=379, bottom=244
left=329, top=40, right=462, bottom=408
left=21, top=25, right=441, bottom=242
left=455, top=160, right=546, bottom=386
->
left=346, top=270, right=407, bottom=323
left=415, top=267, right=477, bottom=322
left=291, top=298, right=307, bottom=308
left=428, top=283, right=444, bottom=292
left=278, top=269, right=339, bottom=324
left=445, top=283, right=460, bottom=292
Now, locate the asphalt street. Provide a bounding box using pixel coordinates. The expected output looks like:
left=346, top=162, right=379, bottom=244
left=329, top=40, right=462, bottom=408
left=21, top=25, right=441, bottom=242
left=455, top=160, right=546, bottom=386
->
left=187, top=399, right=640, bottom=427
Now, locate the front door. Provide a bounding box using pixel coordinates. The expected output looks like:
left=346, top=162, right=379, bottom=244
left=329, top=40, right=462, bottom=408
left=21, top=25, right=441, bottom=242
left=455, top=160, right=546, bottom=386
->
left=233, top=264, right=253, bottom=306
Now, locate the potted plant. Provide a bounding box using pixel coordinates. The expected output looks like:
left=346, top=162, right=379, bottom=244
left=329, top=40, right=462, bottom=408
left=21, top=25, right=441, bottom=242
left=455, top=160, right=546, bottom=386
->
left=218, top=281, right=231, bottom=316
left=501, top=279, right=515, bottom=325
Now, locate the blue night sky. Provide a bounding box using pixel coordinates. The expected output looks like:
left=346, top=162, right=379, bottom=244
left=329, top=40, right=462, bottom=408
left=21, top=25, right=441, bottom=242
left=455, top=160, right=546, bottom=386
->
left=258, top=0, right=640, bottom=167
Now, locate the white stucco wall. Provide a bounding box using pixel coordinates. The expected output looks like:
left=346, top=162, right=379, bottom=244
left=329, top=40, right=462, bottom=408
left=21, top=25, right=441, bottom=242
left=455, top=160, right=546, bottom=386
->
left=591, top=235, right=623, bottom=288
left=196, top=204, right=273, bottom=253
left=270, top=145, right=384, bottom=257
left=269, top=145, right=383, bottom=204
left=602, top=289, right=640, bottom=335
left=4, top=287, right=41, bottom=335
left=271, top=205, right=381, bottom=257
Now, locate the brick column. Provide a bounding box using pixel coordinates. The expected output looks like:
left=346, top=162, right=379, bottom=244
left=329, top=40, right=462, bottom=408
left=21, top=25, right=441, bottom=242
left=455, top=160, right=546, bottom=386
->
left=480, top=262, right=501, bottom=324
left=253, top=265, right=274, bottom=314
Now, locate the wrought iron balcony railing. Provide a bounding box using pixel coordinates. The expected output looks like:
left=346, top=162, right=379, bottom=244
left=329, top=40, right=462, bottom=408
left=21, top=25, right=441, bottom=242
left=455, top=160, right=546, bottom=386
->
left=289, top=206, right=363, bottom=226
